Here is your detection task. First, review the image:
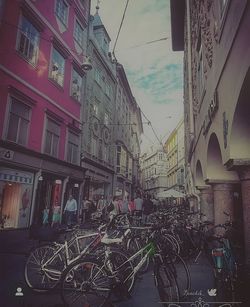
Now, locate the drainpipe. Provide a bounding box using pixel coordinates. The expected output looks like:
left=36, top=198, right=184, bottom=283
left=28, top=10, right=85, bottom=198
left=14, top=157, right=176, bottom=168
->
left=60, top=176, right=69, bottom=223
left=29, top=169, right=42, bottom=226
left=186, top=0, right=200, bottom=211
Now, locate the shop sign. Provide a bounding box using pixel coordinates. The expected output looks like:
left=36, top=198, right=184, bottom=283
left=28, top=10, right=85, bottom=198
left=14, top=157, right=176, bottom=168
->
left=202, top=91, right=218, bottom=136
left=0, top=148, right=14, bottom=160
left=0, top=168, right=33, bottom=184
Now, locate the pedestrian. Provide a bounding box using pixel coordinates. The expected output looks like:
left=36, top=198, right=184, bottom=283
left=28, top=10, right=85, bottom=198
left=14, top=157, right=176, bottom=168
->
left=120, top=196, right=129, bottom=214
left=52, top=204, right=61, bottom=227
left=142, top=195, right=154, bottom=224
left=128, top=198, right=135, bottom=215
left=64, top=195, right=77, bottom=227
left=81, top=197, right=91, bottom=223
left=108, top=196, right=120, bottom=222
left=134, top=193, right=143, bottom=218
left=97, top=195, right=106, bottom=219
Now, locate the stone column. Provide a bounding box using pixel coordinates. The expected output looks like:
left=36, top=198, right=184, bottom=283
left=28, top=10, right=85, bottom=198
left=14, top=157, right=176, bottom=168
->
left=198, top=186, right=214, bottom=222
left=212, top=183, right=234, bottom=226
left=238, top=168, right=250, bottom=273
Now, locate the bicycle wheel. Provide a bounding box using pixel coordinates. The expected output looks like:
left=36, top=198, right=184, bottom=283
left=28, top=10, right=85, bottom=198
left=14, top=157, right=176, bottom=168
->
left=104, top=247, right=135, bottom=293
left=61, top=258, right=111, bottom=307
left=155, top=261, right=179, bottom=306
left=164, top=252, right=191, bottom=298
left=24, top=244, right=64, bottom=292
left=127, top=237, right=150, bottom=274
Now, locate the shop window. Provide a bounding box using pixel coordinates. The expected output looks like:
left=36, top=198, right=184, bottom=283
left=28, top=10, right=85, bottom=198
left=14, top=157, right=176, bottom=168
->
left=55, top=0, right=68, bottom=26
left=49, top=47, right=65, bottom=86
left=44, top=118, right=60, bottom=157
left=71, top=69, right=82, bottom=101
left=74, top=19, right=84, bottom=46
left=16, top=15, right=39, bottom=66
left=0, top=169, right=33, bottom=229
left=67, top=131, right=79, bottom=164
left=6, top=98, right=30, bottom=146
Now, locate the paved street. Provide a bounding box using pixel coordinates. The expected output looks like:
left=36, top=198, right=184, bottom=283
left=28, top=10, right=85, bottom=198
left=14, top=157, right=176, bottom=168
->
left=0, top=247, right=222, bottom=307
left=0, top=229, right=249, bottom=307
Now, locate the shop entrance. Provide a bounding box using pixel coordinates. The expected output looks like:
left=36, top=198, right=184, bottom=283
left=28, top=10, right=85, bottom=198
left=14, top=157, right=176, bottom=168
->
left=34, top=176, right=62, bottom=226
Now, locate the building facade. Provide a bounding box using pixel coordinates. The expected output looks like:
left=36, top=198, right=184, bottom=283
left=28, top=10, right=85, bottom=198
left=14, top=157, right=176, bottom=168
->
left=171, top=0, right=250, bottom=269
left=80, top=8, right=116, bottom=203
left=140, top=147, right=168, bottom=197
left=0, top=0, right=90, bottom=228
left=164, top=118, right=185, bottom=192
left=113, top=63, right=143, bottom=199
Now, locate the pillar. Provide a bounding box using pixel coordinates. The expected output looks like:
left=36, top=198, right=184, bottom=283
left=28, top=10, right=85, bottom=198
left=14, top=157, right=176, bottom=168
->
left=198, top=186, right=214, bottom=222
left=239, top=168, right=250, bottom=273
left=212, top=183, right=234, bottom=226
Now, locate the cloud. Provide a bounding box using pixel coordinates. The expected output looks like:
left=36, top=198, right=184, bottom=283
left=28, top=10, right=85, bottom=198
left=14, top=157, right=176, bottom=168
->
left=91, top=0, right=184, bottom=151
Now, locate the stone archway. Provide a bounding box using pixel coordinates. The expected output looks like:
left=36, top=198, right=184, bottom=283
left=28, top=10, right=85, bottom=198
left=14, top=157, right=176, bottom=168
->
left=229, top=68, right=250, bottom=271
left=195, top=160, right=214, bottom=222
left=206, top=133, right=238, bottom=225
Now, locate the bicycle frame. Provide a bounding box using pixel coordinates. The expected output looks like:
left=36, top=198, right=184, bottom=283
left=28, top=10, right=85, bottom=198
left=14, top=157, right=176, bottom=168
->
left=42, top=231, right=102, bottom=276
left=212, top=238, right=236, bottom=277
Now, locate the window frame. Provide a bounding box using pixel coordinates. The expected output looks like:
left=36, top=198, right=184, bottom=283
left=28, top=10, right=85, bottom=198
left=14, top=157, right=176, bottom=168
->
left=66, top=130, right=79, bottom=164
left=49, top=47, right=65, bottom=87
left=6, top=97, right=31, bottom=146
left=16, top=15, right=40, bottom=66
left=74, top=18, right=84, bottom=47
left=55, top=0, right=69, bottom=27
left=44, top=117, right=61, bottom=158
left=71, top=68, right=82, bottom=102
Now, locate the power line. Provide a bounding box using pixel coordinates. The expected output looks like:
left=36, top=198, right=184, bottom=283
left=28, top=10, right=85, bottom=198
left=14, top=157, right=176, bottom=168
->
left=116, top=37, right=168, bottom=52
left=112, top=0, right=130, bottom=55
left=139, top=109, right=164, bottom=149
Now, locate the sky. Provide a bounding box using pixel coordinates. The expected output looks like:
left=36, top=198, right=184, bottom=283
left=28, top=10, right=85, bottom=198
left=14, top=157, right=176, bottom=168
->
left=90, top=0, right=184, bottom=152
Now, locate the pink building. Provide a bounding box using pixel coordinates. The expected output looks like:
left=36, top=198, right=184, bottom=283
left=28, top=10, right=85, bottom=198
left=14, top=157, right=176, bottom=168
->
left=0, top=0, right=90, bottom=229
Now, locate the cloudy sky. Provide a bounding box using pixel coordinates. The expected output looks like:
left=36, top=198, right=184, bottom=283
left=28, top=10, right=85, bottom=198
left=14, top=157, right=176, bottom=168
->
left=90, top=0, right=184, bottom=152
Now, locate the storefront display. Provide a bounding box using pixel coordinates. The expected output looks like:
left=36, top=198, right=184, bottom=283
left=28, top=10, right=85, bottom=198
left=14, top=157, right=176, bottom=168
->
left=0, top=168, right=34, bottom=228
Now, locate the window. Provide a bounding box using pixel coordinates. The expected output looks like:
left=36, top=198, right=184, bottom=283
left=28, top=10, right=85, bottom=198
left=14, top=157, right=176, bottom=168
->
left=67, top=131, right=79, bottom=164
left=17, top=16, right=39, bottom=65
left=50, top=48, right=65, bottom=86
left=103, top=144, right=108, bottom=162
left=104, top=113, right=109, bottom=126
left=95, top=69, right=101, bottom=84
left=91, top=138, right=97, bottom=156
left=6, top=98, right=30, bottom=145
left=74, top=20, right=84, bottom=46
left=55, top=0, right=68, bottom=25
left=105, top=83, right=111, bottom=97
left=71, top=69, right=82, bottom=101
left=44, top=118, right=60, bottom=157
left=196, top=33, right=204, bottom=100
left=93, top=104, right=98, bottom=116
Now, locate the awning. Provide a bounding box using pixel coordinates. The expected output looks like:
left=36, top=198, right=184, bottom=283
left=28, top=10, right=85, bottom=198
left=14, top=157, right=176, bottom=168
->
left=157, top=188, right=185, bottom=199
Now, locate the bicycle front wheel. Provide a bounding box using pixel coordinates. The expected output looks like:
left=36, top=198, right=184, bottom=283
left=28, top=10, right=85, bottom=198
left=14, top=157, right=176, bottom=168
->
left=61, top=258, right=111, bottom=307
left=24, top=244, right=64, bottom=292
left=155, top=262, right=179, bottom=306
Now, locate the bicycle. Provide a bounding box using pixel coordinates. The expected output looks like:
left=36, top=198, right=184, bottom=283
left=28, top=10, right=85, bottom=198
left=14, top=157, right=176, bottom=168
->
left=60, top=224, right=191, bottom=307
left=24, top=225, right=105, bottom=292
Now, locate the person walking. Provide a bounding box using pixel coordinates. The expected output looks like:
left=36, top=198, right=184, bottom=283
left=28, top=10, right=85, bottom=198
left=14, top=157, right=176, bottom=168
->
left=64, top=195, right=77, bottom=227
left=108, top=196, right=120, bottom=222
left=134, top=193, right=143, bottom=218
left=128, top=198, right=135, bottom=215
left=142, top=195, right=154, bottom=224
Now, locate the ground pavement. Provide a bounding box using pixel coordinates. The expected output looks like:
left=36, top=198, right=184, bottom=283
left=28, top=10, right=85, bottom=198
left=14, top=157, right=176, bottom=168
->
left=0, top=229, right=248, bottom=307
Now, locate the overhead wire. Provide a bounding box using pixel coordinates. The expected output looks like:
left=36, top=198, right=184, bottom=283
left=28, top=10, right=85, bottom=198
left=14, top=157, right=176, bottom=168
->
left=112, top=0, right=130, bottom=55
